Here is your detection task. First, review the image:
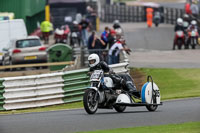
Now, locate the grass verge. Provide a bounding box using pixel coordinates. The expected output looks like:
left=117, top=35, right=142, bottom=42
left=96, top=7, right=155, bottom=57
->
left=76, top=121, right=200, bottom=133
left=0, top=101, right=83, bottom=115
left=138, top=68, right=200, bottom=100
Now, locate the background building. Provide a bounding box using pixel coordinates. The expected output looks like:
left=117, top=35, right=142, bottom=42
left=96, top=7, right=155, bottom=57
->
left=0, top=0, right=46, bottom=34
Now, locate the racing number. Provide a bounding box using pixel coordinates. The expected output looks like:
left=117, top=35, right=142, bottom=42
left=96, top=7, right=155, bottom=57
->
left=154, top=90, right=160, bottom=97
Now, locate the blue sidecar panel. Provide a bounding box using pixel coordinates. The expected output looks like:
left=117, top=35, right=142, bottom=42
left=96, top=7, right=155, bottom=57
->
left=141, top=82, right=149, bottom=103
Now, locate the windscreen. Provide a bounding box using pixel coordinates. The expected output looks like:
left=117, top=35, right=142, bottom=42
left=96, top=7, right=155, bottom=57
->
left=16, top=39, right=41, bottom=48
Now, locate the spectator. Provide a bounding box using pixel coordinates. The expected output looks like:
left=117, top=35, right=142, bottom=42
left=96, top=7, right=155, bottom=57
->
left=88, top=31, right=105, bottom=57
left=190, top=1, right=199, bottom=18
left=107, top=29, right=116, bottom=49
left=146, top=7, right=154, bottom=28
left=108, top=35, right=129, bottom=64
left=40, top=20, right=53, bottom=44
left=70, top=21, right=81, bottom=46
left=185, top=2, right=192, bottom=14
left=88, top=31, right=95, bottom=54
left=86, top=6, right=97, bottom=31
left=79, top=18, right=90, bottom=46
left=101, top=27, right=110, bottom=48
left=76, top=13, right=82, bottom=24
left=101, top=27, right=111, bottom=62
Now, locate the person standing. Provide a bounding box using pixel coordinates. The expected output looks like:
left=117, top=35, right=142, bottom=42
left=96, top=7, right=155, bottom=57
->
left=108, top=35, right=129, bottom=65
left=190, top=1, right=199, bottom=18
left=185, top=2, right=192, bottom=14
left=40, top=20, right=53, bottom=44
left=101, top=27, right=110, bottom=48
left=79, top=18, right=89, bottom=46
left=70, top=21, right=81, bottom=46
left=107, top=29, right=116, bottom=49
left=88, top=31, right=105, bottom=56
left=146, top=7, right=154, bottom=28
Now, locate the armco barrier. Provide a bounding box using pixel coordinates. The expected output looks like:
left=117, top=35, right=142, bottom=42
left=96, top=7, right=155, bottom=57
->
left=0, top=63, right=128, bottom=110
left=0, top=78, right=5, bottom=111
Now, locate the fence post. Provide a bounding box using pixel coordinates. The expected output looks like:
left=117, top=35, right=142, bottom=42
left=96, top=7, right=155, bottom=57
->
left=108, top=5, right=111, bottom=22
left=132, top=6, right=135, bottom=22
left=175, top=8, right=179, bottom=23
left=171, top=8, right=173, bottom=24
left=80, top=46, right=85, bottom=67
left=136, top=6, right=139, bottom=22
left=128, top=6, right=130, bottom=22
left=165, top=8, right=169, bottom=24
left=180, top=9, right=184, bottom=18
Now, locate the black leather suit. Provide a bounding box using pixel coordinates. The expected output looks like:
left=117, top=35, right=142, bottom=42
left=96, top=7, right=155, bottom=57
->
left=89, top=61, right=139, bottom=97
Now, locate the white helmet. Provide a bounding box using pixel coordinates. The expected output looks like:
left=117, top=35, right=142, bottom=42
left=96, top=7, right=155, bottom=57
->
left=88, top=54, right=100, bottom=67
left=191, top=20, right=197, bottom=26
left=183, top=14, right=189, bottom=19
left=113, top=20, right=120, bottom=25
left=177, top=18, right=183, bottom=25
left=73, top=20, right=78, bottom=25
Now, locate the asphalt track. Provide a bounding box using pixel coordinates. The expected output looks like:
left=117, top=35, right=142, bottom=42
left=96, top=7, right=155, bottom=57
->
left=0, top=98, right=199, bottom=133
left=100, top=22, right=200, bottom=68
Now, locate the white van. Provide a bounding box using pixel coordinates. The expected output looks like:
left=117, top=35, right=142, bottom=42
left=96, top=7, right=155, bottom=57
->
left=0, top=19, right=27, bottom=64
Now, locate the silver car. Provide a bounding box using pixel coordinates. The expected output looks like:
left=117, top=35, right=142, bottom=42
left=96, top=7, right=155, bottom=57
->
left=3, top=36, right=47, bottom=65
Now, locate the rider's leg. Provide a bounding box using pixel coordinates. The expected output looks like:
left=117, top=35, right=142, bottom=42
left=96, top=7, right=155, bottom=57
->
left=116, top=73, right=140, bottom=97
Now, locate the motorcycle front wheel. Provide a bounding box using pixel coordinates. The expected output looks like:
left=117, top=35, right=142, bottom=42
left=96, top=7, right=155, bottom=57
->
left=83, top=89, right=99, bottom=114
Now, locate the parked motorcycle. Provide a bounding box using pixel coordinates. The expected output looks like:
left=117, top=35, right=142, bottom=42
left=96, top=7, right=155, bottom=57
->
left=187, top=29, right=199, bottom=49
left=153, top=11, right=161, bottom=27
left=173, top=30, right=185, bottom=50
left=153, top=18, right=160, bottom=27
left=70, top=31, right=81, bottom=47
left=115, top=27, right=124, bottom=36
left=83, top=70, right=162, bottom=114
left=54, top=25, right=70, bottom=44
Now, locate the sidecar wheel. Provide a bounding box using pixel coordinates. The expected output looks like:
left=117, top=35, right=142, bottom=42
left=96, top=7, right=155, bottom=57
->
left=83, top=89, right=99, bottom=114
left=114, top=105, right=126, bottom=113
left=146, top=105, right=158, bottom=111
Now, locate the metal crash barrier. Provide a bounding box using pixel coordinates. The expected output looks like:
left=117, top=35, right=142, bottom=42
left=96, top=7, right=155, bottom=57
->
left=0, top=62, right=129, bottom=111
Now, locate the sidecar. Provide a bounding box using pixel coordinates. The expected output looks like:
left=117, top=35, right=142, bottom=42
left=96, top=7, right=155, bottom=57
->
left=115, top=76, right=162, bottom=112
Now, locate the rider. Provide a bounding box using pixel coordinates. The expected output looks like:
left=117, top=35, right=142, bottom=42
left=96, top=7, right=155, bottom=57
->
left=113, top=20, right=121, bottom=29
left=173, top=18, right=185, bottom=50
left=174, top=18, right=184, bottom=32
left=187, top=20, right=198, bottom=32
left=183, top=14, right=190, bottom=32
left=186, top=20, right=199, bottom=45
left=88, top=53, right=140, bottom=98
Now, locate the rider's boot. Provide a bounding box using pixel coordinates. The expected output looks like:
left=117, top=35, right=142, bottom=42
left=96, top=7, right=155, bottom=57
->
left=126, top=82, right=141, bottom=98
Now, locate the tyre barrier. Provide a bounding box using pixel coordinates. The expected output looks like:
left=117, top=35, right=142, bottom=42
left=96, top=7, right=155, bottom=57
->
left=0, top=63, right=129, bottom=111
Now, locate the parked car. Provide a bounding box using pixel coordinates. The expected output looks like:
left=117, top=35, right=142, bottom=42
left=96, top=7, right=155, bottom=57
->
left=2, top=36, right=47, bottom=66
left=0, top=19, right=27, bottom=65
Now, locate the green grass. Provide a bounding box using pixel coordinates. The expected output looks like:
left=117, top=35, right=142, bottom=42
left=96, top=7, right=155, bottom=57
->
left=76, top=121, right=200, bottom=133
left=138, top=68, right=200, bottom=100
left=0, top=101, right=83, bottom=115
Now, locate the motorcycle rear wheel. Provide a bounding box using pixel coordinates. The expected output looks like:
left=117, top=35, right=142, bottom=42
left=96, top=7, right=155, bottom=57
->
left=83, top=89, right=99, bottom=114
left=177, top=39, right=182, bottom=50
